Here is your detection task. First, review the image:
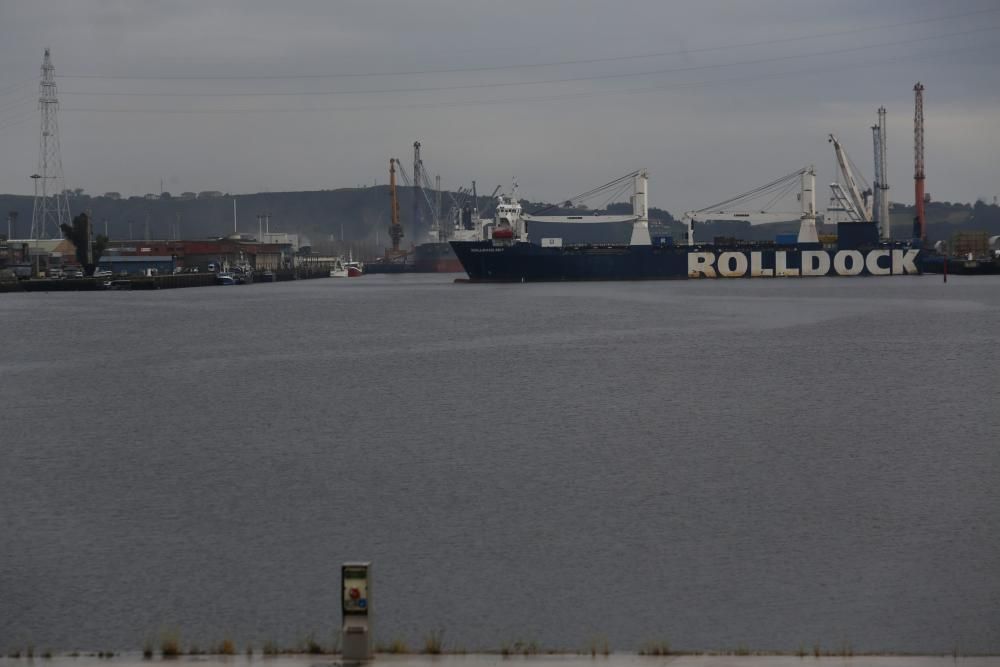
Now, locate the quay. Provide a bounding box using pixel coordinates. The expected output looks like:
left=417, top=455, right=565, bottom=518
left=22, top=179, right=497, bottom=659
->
left=0, top=268, right=330, bottom=293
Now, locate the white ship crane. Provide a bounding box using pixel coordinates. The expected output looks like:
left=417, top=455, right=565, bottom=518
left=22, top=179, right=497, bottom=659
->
left=682, top=166, right=818, bottom=245
left=828, top=134, right=873, bottom=223
left=521, top=169, right=651, bottom=246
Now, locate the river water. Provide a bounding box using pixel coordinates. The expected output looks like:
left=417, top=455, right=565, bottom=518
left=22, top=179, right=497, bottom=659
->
left=1, top=275, right=998, bottom=655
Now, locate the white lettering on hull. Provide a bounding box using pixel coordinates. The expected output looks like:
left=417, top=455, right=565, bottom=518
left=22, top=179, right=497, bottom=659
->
left=892, top=249, right=919, bottom=275
left=833, top=250, right=864, bottom=276
left=751, top=252, right=773, bottom=277
left=686, top=249, right=921, bottom=278
left=775, top=251, right=799, bottom=277
left=688, top=252, right=716, bottom=278
left=865, top=250, right=891, bottom=275
left=801, top=251, right=830, bottom=276
left=717, top=252, right=748, bottom=277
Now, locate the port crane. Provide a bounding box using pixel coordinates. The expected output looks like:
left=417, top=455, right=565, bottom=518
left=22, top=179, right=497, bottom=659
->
left=871, top=107, right=890, bottom=240
left=828, top=134, right=873, bottom=223
left=392, top=158, right=440, bottom=239
left=387, top=158, right=404, bottom=256
left=682, top=166, right=818, bottom=245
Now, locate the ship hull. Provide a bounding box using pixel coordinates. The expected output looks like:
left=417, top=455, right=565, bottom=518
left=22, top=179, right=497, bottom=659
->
left=412, top=242, right=465, bottom=273
left=451, top=241, right=923, bottom=282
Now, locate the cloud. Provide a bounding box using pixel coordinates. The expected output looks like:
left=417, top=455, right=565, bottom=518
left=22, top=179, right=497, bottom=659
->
left=1, top=0, right=998, bottom=210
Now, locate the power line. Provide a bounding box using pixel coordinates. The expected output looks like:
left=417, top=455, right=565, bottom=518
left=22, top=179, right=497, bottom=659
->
left=55, top=7, right=1000, bottom=81
left=55, top=42, right=995, bottom=117
left=57, top=24, right=1000, bottom=99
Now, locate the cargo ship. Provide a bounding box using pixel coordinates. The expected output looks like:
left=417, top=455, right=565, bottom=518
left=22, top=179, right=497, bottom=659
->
left=451, top=169, right=923, bottom=281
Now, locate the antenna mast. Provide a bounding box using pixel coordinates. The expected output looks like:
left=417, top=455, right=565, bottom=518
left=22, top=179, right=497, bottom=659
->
left=30, top=48, right=71, bottom=239
left=913, top=83, right=925, bottom=241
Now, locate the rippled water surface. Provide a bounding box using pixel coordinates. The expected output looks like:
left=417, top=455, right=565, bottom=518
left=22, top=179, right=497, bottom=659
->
left=1, top=275, right=998, bottom=654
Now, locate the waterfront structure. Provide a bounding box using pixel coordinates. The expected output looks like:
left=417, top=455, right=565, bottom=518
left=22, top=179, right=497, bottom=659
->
left=103, top=237, right=288, bottom=272
left=30, top=49, right=70, bottom=240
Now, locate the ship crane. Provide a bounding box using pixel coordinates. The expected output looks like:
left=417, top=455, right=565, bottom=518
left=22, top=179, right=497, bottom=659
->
left=682, top=166, right=818, bottom=245
left=386, top=158, right=403, bottom=257
left=828, top=134, right=872, bottom=223
left=387, top=158, right=404, bottom=255
left=393, top=158, right=439, bottom=236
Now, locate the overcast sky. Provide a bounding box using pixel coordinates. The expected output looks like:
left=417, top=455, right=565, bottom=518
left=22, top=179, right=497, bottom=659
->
left=0, top=0, right=998, bottom=212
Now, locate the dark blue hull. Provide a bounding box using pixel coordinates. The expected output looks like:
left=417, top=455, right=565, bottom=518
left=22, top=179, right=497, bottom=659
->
left=450, top=241, right=924, bottom=282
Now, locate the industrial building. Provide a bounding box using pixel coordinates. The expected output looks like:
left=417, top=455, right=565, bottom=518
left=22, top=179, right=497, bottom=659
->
left=101, top=235, right=290, bottom=274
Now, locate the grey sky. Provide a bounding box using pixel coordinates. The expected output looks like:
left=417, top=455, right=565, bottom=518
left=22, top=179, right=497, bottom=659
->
left=0, top=0, right=998, bottom=212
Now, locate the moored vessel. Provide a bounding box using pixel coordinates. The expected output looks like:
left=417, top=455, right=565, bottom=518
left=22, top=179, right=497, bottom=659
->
left=451, top=169, right=923, bottom=282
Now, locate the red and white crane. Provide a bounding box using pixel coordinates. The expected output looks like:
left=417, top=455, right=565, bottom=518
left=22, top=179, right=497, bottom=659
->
left=913, top=82, right=926, bottom=242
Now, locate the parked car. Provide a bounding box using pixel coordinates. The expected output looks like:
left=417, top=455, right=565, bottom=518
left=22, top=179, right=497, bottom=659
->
left=93, top=269, right=112, bottom=279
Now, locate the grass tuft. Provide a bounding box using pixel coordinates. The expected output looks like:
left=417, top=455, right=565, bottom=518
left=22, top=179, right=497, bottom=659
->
left=246, top=644, right=254, bottom=657
left=423, top=629, right=444, bottom=655
left=500, top=640, right=538, bottom=657
left=812, top=643, right=821, bottom=658
left=378, top=638, right=409, bottom=654
left=261, top=640, right=279, bottom=656
left=588, top=636, right=610, bottom=657
left=42, top=651, right=53, bottom=660
left=300, top=632, right=323, bottom=655
left=160, top=630, right=181, bottom=658
left=638, top=640, right=670, bottom=656
left=218, top=638, right=237, bottom=655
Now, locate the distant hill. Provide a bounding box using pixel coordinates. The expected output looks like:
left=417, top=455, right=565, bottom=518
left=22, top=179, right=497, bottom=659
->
left=3, top=189, right=997, bottom=255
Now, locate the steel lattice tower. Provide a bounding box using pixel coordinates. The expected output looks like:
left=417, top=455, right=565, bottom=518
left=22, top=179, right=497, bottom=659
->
left=30, top=48, right=71, bottom=240
left=913, top=82, right=925, bottom=242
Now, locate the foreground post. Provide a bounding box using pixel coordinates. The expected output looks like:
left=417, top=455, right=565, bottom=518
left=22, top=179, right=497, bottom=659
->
left=342, top=562, right=372, bottom=661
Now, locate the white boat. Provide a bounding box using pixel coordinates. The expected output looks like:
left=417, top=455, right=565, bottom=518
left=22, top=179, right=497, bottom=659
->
left=330, top=258, right=348, bottom=278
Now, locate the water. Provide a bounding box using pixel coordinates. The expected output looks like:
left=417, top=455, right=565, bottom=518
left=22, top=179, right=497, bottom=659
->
left=1, top=275, right=998, bottom=655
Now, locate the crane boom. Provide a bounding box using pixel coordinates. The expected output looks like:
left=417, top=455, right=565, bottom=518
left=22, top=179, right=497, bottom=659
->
left=681, top=166, right=817, bottom=244
left=394, top=158, right=438, bottom=229
left=828, top=134, right=871, bottom=222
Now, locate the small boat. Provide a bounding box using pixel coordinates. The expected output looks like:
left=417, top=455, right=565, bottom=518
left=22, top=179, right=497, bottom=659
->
left=217, top=273, right=236, bottom=285
left=345, top=250, right=364, bottom=277
left=260, top=271, right=276, bottom=282
left=330, top=258, right=348, bottom=278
